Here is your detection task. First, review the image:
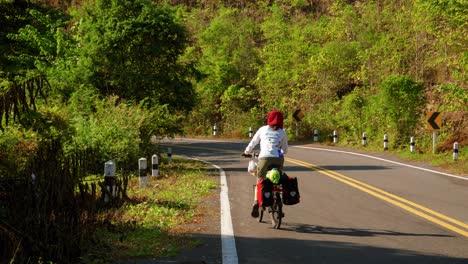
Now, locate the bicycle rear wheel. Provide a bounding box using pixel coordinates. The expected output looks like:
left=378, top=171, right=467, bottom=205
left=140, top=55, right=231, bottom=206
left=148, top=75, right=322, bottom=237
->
left=270, top=193, right=282, bottom=229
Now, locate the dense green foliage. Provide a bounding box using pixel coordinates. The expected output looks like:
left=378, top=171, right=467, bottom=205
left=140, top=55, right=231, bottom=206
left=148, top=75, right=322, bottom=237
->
left=1, top=0, right=465, bottom=166
left=72, top=0, right=196, bottom=110
left=0, top=0, right=466, bottom=262
left=1, top=0, right=194, bottom=177
left=180, top=0, right=466, bottom=150
left=379, top=76, right=426, bottom=145
left=0, top=0, right=465, bottom=181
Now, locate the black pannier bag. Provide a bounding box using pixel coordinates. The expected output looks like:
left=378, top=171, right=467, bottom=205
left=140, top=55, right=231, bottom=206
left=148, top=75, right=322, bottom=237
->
left=282, top=175, right=300, bottom=205
left=256, top=178, right=274, bottom=207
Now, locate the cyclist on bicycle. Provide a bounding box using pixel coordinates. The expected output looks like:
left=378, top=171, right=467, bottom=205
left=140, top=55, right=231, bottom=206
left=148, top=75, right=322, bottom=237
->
left=243, top=110, right=288, bottom=218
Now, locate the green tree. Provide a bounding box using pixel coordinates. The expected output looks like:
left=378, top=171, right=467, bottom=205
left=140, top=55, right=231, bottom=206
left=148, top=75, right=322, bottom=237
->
left=415, top=0, right=467, bottom=84
left=72, top=0, right=196, bottom=111
left=379, top=76, right=426, bottom=145
left=256, top=4, right=294, bottom=111
left=191, top=7, right=261, bottom=134
left=0, top=0, right=65, bottom=130
left=337, top=88, right=367, bottom=140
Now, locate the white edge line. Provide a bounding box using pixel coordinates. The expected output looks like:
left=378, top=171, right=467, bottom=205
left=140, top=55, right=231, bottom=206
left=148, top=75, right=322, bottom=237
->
left=292, top=146, right=467, bottom=181
left=183, top=156, right=239, bottom=264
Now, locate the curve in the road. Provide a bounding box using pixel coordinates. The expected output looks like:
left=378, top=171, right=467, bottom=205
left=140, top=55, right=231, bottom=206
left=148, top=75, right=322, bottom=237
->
left=287, top=157, right=468, bottom=238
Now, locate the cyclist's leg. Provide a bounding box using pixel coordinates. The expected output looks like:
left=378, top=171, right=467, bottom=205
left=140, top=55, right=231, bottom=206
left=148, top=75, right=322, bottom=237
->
left=256, top=158, right=269, bottom=178
left=251, top=158, right=270, bottom=218
left=254, top=157, right=269, bottom=201
left=251, top=190, right=260, bottom=218
left=274, top=157, right=284, bottom=170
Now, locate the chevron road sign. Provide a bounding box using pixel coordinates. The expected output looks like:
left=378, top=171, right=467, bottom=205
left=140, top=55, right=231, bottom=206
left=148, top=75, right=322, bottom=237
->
left=426, top=112, right=442, bottom=130
left=293, top=109, right=304, bottom=122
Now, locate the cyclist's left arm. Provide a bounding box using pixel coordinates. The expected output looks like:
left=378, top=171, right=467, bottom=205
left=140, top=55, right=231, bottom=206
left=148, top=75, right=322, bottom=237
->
left=280, top=129, right=288, bottom=155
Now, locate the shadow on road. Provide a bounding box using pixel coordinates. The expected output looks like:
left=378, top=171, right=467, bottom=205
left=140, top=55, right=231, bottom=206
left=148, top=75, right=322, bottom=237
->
left=281, top=223, right=453, bottom=238
left=118, top=232, right=466, bottom=264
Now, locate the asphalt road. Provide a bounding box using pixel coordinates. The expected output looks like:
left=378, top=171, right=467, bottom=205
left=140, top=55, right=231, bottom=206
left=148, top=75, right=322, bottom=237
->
left=159, top=138, right=468, bottom=264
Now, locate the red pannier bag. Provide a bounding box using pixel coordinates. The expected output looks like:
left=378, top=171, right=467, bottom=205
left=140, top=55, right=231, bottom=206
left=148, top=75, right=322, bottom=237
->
left=282, top=175, right=300, bottom=205
left=257, top=178, right=274, bottom=207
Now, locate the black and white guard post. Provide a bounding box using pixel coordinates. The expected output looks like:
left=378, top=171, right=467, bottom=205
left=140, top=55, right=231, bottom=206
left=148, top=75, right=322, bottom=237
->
left=104, top=160, right=116, bottom=203
left=410, top=137, right=415, bottom=153
left=167, top=147, right=172, bottom=163
left=384, top=134, right=389, bottom=150
left=249, top=127, right=253, bottom=138
left=213, top=125, right=217, bottom=136
left=31, top=173, right=36, bottom=185
left=139, top=158, right=147, bottom=189
left=314, top=129, right=318, bottom=142
left=333, top=130, right=338, bottom=144
left=453, top=142, right=459, bottom=161
left=152, top=154, right=159, bottom=177
left=362, top=132, right=367, bottom=146
left=295, top=122, right=299, bottom=138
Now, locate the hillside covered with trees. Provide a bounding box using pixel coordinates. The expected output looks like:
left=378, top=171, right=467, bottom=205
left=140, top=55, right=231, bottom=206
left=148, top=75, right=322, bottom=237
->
left=2, top=0, right=467, bottom=159
left=178, top=0, right=466, bottom=150
left=0, top=0, right=466, bottom=261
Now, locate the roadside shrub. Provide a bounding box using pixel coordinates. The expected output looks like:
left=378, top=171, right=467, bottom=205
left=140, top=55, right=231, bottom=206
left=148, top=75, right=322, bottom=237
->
left=337, top=88, right=367, bottom=142
left=0, top=125, right=39, bottom=177
left=138, top=103, right=185, bottom=157
left=66, top=93, right=185, bottom=171
left=66, top=96, right=143, bottom=171
left=377, top=76, right=425, bottom=146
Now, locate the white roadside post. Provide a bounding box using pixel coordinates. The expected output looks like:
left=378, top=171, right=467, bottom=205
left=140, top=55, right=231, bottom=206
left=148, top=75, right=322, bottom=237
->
left=384, top=134, right=389, bottom=150
left=167, top=147, right=172, bottom=163
left=453, top=142, right=459, bottom=161
left=410, top=137, right=415, bottom=153
left=31, top=173, right=36, bottom=185
left=152, top=154, right=159, bottom=177
left=104, top=160, right=116, bottom=203
left=295, top=122, right=299, bottom=138
left=433, top=131, right=437, bottom=154
left=333, top=130, right=338, bottom=144
left=314, top=129, right=319, bottom=143
left=362, top=132, right=367, bottom=146
left=139, top=158, right=147, bottom=189
left=249, top=127, right=253, bottom=138
left=213, top=125, right=217, bottom=136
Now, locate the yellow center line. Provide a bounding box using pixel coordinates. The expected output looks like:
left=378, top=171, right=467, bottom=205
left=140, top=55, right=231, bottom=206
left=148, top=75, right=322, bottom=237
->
left=286, top=157, right=468, bottom=238
left=163, top=143, right=468, bottom=237
left=289, top=158, right=468, bottom=229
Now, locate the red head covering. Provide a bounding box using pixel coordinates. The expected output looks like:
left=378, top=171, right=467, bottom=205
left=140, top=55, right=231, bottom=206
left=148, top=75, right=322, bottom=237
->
left=267, top=110, right=284, bottom=129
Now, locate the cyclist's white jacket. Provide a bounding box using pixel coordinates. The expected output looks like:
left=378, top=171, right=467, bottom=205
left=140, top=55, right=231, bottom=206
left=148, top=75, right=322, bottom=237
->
left=244, top=125, right=288, bottom=158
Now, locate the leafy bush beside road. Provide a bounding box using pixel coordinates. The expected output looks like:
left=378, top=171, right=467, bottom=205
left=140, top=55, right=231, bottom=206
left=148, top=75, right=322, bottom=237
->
left=80, top=158, right=218, bottom=263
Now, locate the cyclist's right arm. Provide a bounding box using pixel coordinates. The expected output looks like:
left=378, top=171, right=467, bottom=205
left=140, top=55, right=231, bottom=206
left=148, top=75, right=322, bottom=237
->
left=244, top=127, right=263, bottom=155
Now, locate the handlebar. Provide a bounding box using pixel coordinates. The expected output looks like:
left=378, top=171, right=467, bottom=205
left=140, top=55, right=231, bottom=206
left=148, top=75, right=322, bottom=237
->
left=241, top=153, right=258, bottom=158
